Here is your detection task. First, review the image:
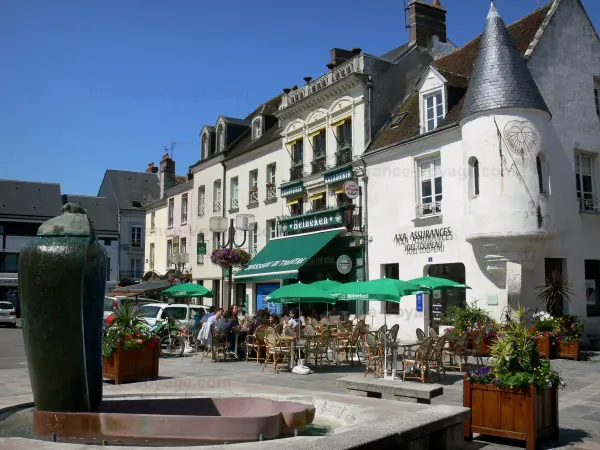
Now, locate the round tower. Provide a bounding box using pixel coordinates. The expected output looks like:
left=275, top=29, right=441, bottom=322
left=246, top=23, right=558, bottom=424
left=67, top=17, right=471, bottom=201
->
left=461, top=1, right=553, bottom=256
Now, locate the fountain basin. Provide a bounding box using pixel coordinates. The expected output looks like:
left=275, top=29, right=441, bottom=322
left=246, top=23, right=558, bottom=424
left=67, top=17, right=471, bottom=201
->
left=33, top=398, right=315, bottom=445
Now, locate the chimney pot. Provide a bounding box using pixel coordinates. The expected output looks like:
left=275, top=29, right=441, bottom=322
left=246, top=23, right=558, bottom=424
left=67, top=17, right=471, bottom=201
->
left=352, top=47, right=362, bottom=55
left=303, top=76, right=312, bottom=83
left=330, top=48, right=354, bottom=66
left=433, top=0, right=441, bottom=6
left=326, top=63, right=336, bottom=71
left=283, top=88, right=291, bottom=94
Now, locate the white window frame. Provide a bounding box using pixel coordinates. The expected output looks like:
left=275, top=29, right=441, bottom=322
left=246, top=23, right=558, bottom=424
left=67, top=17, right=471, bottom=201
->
left=267, top=220, right=276, bottom=241
left=167, top=240, right=173, bottom=267
left=168, top=198, right=174, bottom=227
left=422, top=90, right=445, bottom=133
left=131, top=226, right=142, bottom=247
left=249, top=224, right=258, bottom=256
left=213, top=180, right=222, bottom=212
left=231, top=177, right=239, bottom=209
left=216, top=124, right=225, bottom=151
left=180, top=237, right=187, bottom=254
left=251, top=117, right=262, bottom=140
left=181, top=194, right=188, bottom=224
left=198, top=186, right=205, bottom=216
left=130, top=258, right=142, bottom=277
left=575, top=152, right=597, bottom=213
left=416, top=156, right=442, bottom=218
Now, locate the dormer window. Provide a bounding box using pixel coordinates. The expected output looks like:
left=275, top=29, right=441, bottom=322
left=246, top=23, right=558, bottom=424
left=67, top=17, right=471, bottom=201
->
left=202, top=133, right=209, bottom=158
left=252, top=117, right=262, bottom=140
left=216, top=124, right=225, bottom=151
left=424, top=92, right=444, bottom=132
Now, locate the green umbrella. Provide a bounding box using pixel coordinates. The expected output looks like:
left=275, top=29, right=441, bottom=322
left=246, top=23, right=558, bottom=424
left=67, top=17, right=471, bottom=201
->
left=407, top=276, right=471, bottom=291
left=330, top=280, right=403, bottom=302
left=265, top=282, right=337, bottom=304
left=309, top=279, right=343, bottom=291
left=160, top=283, right=214, bottom=299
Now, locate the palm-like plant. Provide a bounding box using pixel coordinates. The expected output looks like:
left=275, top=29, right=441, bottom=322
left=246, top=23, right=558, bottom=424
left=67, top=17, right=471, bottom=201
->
left=535, top=270, right=575, bottom=317
left=112, top=302, right=145, bottom=328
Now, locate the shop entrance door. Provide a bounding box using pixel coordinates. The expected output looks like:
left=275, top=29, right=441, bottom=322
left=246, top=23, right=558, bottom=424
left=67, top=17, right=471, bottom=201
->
left=427, top=263, right=466, bottom=332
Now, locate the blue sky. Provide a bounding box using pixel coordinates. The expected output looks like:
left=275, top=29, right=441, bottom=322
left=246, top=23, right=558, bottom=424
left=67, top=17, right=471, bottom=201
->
left=1, top=0, right=598, bottom=195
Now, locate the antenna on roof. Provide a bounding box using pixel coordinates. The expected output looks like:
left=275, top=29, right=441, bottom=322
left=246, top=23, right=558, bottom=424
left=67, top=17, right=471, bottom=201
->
left=164, top=140, right=183, bottom=160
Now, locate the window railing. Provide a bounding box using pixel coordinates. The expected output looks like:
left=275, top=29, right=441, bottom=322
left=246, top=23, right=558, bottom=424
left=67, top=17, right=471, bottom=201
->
left=416, top=201, right=442, bottom=218
left=266, top=184, right=277, bottom=200
left=335, top=147, right=352, bottom=166
left=119, top=269, right=143, bottom=280
left=213, top=200, right=222, bottom=212
left=250, top=245, right=258, bottom=257
left=311, top=156, right=327, bottom=174
left=131, top=240, right=142, bottom=248
left=198, top=204, right=205, bottom=216
left=290, top=165, right=304, bottom=181
left=231, top=196, right=239, bottom=209
left=181, top=213, right=188, bottom=224
left=197, top=254, right=204, bottom=265
left=249, top=190, right=259, bottom=205
left=579, top=197, right=600, bottom=213
left=167, top=257, right=172, bottom=268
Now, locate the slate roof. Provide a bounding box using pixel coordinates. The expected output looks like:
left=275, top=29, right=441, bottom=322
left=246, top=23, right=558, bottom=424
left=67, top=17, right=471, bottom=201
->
left=0, top=179, right=62, bottom=219
left=101, top=170, right=160, bottom=210
left=460, top=2, right=550, bottom=120
left=61, top=195, right=118, bottom=234
left=367, top=3, right=551, bottom=153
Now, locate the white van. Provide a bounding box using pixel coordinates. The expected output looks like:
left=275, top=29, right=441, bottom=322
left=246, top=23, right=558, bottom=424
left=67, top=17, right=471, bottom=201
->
left=103, top=296, right=160, bottom=320
left=136, top=303, right=209, bottom=328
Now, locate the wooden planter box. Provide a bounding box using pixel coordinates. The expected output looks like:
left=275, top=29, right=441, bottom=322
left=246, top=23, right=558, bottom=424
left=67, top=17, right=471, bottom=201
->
left=556, top=340, right=580, bottom=361
left=103, top=343, right=159, bottom=385
left=478, top=337, right=494, bottom=356
left=536, top=335, right=555, bottom=359
left=463, top=380, right=558, bottom=450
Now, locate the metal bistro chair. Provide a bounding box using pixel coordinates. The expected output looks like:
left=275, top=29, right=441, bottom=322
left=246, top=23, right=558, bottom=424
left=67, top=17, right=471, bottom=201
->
left=428, top=327, right=438, bottom=340
left=416, top=328, right=427, bottom=342
left=403, top=337, right=434, bottom=383
left=427, top=335, right=447, bottom=381
left=364, top=332, right=383, bottom=377
left=443, top=332, right=470, bottom=373
left=306, top=329, right=332, bottom=370
left=262, top=328, right=290, bottom=374
left=245, top=324, right=267, bottom=363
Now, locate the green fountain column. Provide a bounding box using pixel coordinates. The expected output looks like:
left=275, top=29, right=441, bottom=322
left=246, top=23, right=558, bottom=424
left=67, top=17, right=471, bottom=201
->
left=19, top=203, right=106, bottom=412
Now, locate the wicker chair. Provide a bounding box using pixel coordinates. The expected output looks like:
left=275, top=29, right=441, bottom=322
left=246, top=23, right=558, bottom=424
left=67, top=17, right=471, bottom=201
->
left=364, top=332, right=383, bottom=377
left=262, top=328, right=290, bottom=373
left=427, top=335, right=447, bottom=381
left=306, top=329, right=332, bottom=370
left=443, top=332, right=470, bottom=373
left=403, top=337, right=434, bottom=383
left=428, top=327, right=438, bottom=339
left=341, top=327, right=363, bottom=366
left=416, top=328, right=427, bottom=342
left=464, top=332, right=485, bottom=368
left=201, top=325, right=228, bottom=362
left=245, top=324, right=267, bottom=363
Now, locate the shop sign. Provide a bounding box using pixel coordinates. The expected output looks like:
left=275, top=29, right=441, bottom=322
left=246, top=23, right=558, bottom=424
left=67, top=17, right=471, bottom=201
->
left=324, top=168, right=353, bottom=184
left=392, top=227, right=453, bottom=255
left=0, top=278, right=18, bottom=286
left=342, top=180, right=359, bottom=199
left=245, top=258, right=307, bottom=271
left=197, top=242, right=207, bottom=256
left=336, top=255, right=352, bottom=274
left=280, top=182, right=304, bottom=197
left=416, top=293, right=423, bottom=312
left=280, top=209, right=343, bottom=233
left=306, top=256, right=336, bottom=266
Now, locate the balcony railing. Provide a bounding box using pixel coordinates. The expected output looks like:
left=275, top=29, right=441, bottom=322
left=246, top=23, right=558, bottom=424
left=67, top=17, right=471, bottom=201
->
left=249, top=190, right=259, bottom=206
left=278, top=203, right=361, bottom=236
left=181, top=214, right=188, bottom=224
left=290, top=165, right=304, bottom=181
left=131, top=241, right=143, bottom=248
left=119, top=270, right=144, bottom=280
left=335, top=147, right=352, bottom=166
left=311, top=157, right=326, bottom=174
left=197, top=254, right=204, bottom=265
left=250, top=245, right=258, bottom=257
left=416, top=201, right=442, bottom=218
left=198, top=204, right=205, bottom=216
left=213, top=200, right=222, bottom=212
left=579, top=197, right=600, bottom=213
left=231, top=196, right=239, bottom=209
left=266, top=184, right=277, bottom=200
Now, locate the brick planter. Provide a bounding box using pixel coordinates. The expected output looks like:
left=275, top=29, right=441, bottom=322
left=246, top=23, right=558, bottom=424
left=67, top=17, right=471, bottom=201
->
left=103, top=343, right=159, bottom=385
left=464, top=380, right=559, bottom=450
left=536, top=335, right=555, bottom=359
left=556, top=340, right=580, bottom=361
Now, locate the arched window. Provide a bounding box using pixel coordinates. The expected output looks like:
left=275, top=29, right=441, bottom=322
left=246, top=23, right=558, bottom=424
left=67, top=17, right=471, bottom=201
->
left=536, top=155, right=544, bottom=193
left=201, top=134, right=208, bottom=158
left=468, top=156, right=480, bottom=198
left=216, top=124, right=224, bottom=151
left=252, top=117, right=262, bottom=140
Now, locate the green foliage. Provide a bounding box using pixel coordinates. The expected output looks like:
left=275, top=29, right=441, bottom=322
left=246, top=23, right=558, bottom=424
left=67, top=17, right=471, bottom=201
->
left=535, top=270, right=575, bottom=317
left=440, top=301, right=496, bottom=334
left=102, top=303, right=157, bottom=357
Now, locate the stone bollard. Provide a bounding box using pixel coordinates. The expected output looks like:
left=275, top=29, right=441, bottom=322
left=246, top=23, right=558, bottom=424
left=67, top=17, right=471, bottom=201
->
left=19, top=203, right=106, bottom=412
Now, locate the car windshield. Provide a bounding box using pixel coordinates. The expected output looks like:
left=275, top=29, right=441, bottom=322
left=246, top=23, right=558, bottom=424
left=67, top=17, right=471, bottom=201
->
left=137, top=305, right=162, bottom=318
left=164, top=307, right=187, bottom=320
left=0, top=302, right=13, bottom=310
left=104, top=298, right=114, bottom=311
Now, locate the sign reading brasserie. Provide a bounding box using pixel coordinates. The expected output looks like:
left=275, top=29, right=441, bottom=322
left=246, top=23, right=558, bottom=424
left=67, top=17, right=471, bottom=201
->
left=324, top=167, right=353, bottom=184
left=245, top=257, right=307, bottom=271
left=280, top=209, right=343, bottom=233
left=280, top=182, right=304, bottom=197
left=393, top=227, right=453, bottom=255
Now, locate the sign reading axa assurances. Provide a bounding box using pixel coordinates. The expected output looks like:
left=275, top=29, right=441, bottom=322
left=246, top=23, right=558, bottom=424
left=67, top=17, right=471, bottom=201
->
left=245, top=257, right=307, bottom=271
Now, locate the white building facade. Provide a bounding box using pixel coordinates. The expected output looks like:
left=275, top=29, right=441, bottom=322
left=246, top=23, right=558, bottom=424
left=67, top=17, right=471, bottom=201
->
left=365, top=0, right=600, bottom=341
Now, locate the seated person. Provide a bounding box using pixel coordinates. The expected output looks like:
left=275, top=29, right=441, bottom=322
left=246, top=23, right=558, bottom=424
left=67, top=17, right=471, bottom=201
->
left=268, top=314, right=280, bottom=327
left=200, top=306, right=216, bottom=323
left=198, top=308, right=223, bottom=347
left=284, top=308, right=299, bottom=329
left=216, top=310, right=237, bottom=355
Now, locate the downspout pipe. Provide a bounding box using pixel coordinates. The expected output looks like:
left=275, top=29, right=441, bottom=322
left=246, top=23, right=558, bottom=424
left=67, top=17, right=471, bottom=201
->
left=220, top=161, right=227, bottom=308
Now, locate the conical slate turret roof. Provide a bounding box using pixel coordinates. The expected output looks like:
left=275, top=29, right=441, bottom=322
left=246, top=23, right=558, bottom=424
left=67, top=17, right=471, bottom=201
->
left=460, top=1, right=550, bottom=120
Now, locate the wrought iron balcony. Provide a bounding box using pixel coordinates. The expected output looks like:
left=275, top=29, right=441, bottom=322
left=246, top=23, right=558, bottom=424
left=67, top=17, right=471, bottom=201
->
left=230, top=196, right=239, bottom=209
left=579, top=197, right=600, bottom=213
left=416, top=201, right=442, bottom=218
left=249, top=190, right=259, bottom=206
left=213, top=200, right=222, bottom=212
left=335, top=147, right=352, bottom=166
left=311, top=157, right=327, bottom=174
left=266, top=184, right=277, bottom=201
left=196, top=254, right=204, bottom=265
left=290, top=165, right=304, bottom=181
left=119, top=270, right=144, bottom=280
left=198, top=204, right=205, bottom=216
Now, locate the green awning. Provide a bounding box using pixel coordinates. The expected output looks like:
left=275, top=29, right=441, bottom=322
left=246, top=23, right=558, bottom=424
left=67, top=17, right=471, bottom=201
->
left=233, top=228, right=343, bottom=283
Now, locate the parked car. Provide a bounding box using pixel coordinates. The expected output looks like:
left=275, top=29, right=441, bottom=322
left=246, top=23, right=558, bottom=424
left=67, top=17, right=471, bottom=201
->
left=136, top=303, right=210, bottom=329
left=103, top=296, right=159, bottom=321
left=0, top=301, right=17, bottom=328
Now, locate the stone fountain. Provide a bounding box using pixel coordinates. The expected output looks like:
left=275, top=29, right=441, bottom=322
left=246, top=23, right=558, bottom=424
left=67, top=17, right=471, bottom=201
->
left=16, top=204, right=315, bottom=445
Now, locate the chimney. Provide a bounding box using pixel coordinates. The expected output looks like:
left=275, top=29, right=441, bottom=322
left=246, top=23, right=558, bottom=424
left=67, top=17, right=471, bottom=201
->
left=146, top=162, right=158, bottom=174
left=159, top=153, right=176, bottom=198
left=407, top=0, right=447, bottom=48
left=330, top=48, right=355, bottom=66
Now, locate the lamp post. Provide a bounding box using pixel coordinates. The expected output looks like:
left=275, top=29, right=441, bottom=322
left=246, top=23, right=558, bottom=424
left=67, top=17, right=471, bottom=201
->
left=209, top=214, right=255, bottom=309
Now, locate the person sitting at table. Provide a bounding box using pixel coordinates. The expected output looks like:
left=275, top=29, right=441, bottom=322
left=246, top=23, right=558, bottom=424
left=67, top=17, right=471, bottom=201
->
left=284, top=309, right=299, bottom=329
left=198, top=308, right=223, bottom=348
left=218, top=309, right=239, bottom=356
left=200, top=306, right=216, bottom=324
left=268, top=314, right=280, bottom=326
left=310, top=308, right=321, bottom=321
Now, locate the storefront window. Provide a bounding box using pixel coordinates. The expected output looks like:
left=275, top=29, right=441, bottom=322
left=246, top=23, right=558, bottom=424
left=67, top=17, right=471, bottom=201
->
left=0, top=253, right=19, bottom=273
left=586, top=260, right=600, bottom=317
left=428, top=263, right=466, bottom=330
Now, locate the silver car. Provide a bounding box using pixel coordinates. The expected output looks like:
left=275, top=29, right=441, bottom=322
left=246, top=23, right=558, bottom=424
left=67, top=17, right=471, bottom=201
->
left=0, top=301, right=17, bottom=328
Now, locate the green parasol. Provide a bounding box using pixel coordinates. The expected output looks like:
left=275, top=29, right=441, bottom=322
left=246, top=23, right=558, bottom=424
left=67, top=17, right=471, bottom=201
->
left=330, top=280, right=403, bottom=302
left=160, top=283, right=214, bottom=299
left=407, top=276, right=471, bottom=291
left=309, top=279, right=343, bottom=291
left=265, top=282, right=337, bottom=304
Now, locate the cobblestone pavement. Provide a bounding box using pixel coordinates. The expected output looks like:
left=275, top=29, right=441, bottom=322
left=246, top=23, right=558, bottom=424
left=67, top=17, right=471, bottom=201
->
left=2, top=348, right=600, bottom=449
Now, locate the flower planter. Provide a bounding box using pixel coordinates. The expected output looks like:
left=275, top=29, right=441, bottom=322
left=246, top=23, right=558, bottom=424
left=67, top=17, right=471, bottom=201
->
left=103, top=343, right=159, bottom=385
left=556, top=340, right=580, bottom=361
left=536, top=335, right=555, bottom=359
left=463, top=380, right=559, bottom=450
left=478, top=337, right=494, bottom=356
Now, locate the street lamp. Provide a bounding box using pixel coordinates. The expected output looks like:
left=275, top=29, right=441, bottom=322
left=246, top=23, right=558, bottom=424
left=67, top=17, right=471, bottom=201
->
left=209, top=213, right=255, bottom=308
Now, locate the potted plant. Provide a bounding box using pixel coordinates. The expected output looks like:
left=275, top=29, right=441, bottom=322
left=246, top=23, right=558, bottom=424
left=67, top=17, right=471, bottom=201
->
left=441, top=303, right=497, bottom=353
left=464, top=306, right=564, bottom=450
left=103, top=303, right=159, bottom=385
left=530, top=311, right=556, bottom=359
left=554, top=314, right=583, bottom=361
left=210, top=247, right=251, bottom=269
left=535, top=270, right=574, bottom=318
